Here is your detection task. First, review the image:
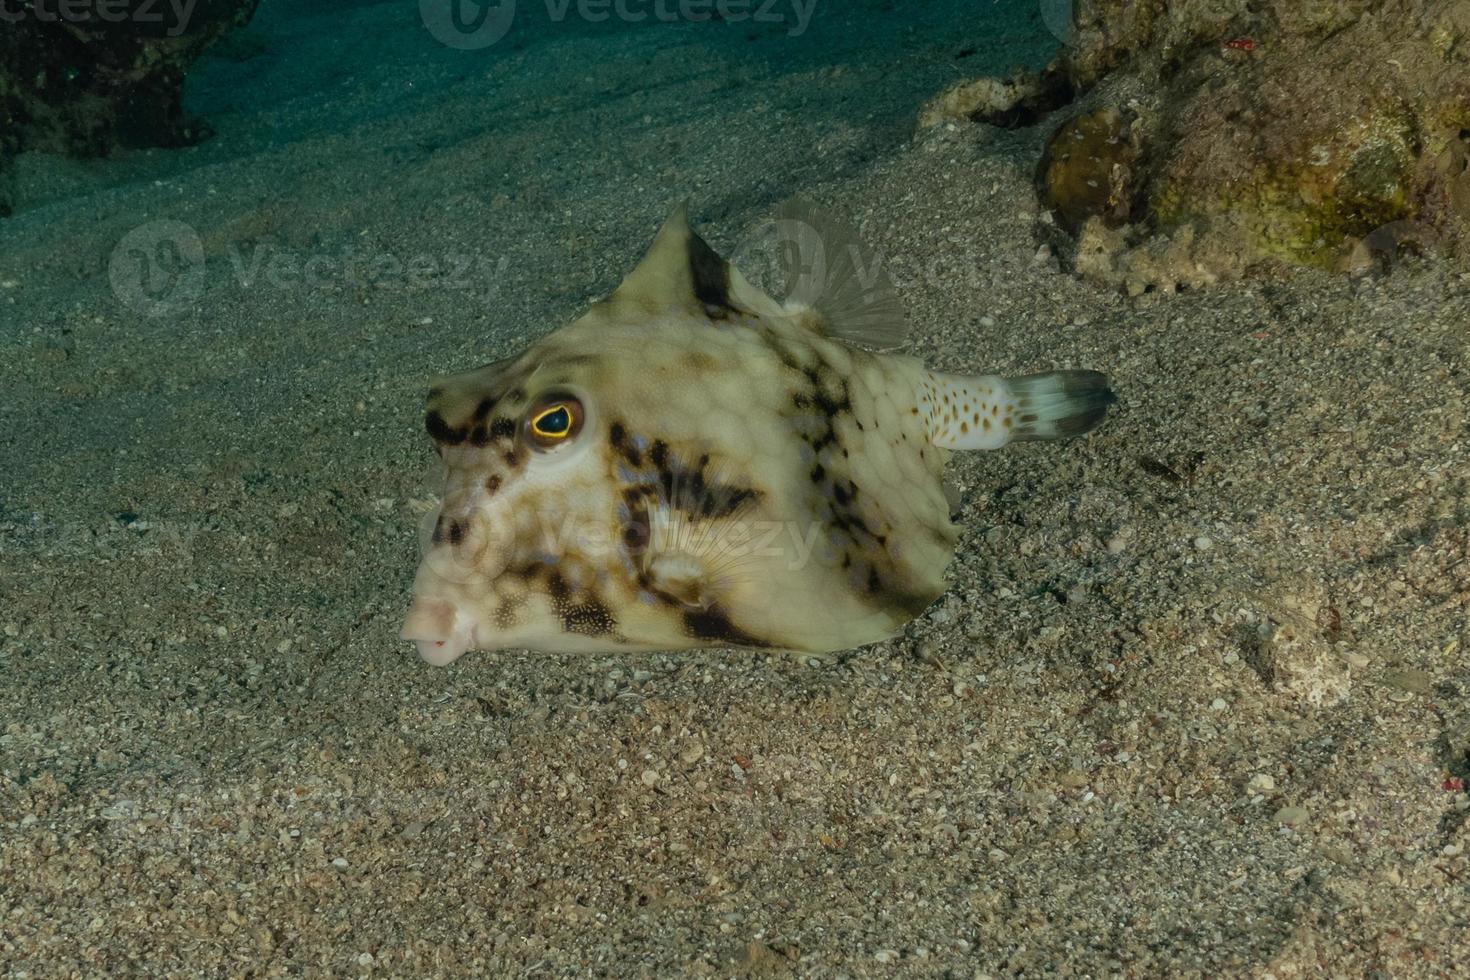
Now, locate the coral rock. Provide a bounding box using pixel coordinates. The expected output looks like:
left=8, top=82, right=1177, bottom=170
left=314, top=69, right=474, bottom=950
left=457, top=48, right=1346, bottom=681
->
left=1036, top=106, right=1144, bottom=234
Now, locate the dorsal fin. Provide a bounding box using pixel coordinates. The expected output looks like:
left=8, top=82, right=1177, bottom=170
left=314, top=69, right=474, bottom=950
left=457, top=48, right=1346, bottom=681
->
left=775, top=198, right=908, bottom=350
left=594, top=202, right=783, bottom=321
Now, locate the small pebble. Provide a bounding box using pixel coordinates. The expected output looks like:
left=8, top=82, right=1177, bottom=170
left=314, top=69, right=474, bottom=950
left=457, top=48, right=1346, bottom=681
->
left=1274, top=805, right=1309, bottom=826
left=331, top=857, right=349, bottom=868
left=640, top=769, right=659, bottom=787
left=1209, top=697, right=1228, bottom=711
left=1194, top=535, right=1214, bottom=551
left=1248, top=773, right=1276, bottom=793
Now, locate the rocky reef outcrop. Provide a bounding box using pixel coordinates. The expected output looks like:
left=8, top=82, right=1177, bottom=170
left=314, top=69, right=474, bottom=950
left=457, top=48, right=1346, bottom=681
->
left=0, top=0, right=260, bottom=215
left=924, top=0, right=1470, bottom=291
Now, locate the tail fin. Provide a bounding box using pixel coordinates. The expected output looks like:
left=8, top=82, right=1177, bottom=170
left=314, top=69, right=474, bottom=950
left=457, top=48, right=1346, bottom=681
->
left=921, top=369, right=1115, bottom=450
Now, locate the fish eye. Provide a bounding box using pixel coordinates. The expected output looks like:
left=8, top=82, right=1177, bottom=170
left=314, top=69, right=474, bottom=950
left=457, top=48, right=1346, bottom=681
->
left=524, top=393, right=584, bottom=449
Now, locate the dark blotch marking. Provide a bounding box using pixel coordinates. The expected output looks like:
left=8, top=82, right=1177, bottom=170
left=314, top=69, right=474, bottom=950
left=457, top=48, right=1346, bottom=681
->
left=489, top=416, right=517, bottom=440
left=687, top=230, right=733, bottom=317
left=494, top=594, right=525, bottom=630
left=446, top=520, right=465, bottom=546
left=425, top=410, right=467, bottom=446
left=485, top=474, right=503, bottom=494
left=563, top=599, right=616, bottom=637
left=609, top=420, right=643, bottom=466
left=510, top=563, right=618, bottom=638
left=652, top=453, right=760, bottom=520
left=683, top=605, right=769, bottom=648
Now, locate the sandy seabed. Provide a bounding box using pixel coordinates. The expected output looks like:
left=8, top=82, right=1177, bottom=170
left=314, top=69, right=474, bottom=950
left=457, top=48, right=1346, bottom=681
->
left=2, top=2, right=1467, bottom=976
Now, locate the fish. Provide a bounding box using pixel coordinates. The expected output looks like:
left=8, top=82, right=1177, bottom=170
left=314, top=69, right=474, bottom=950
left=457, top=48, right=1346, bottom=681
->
left=401, top=201, right=1114, bottom=665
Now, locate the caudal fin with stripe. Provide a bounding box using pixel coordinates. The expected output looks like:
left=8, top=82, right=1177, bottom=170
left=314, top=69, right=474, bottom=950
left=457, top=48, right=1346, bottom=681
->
left=921, top=369, right=1115, bottom=450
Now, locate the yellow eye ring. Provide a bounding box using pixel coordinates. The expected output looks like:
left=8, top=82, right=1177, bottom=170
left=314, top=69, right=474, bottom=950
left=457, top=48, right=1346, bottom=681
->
left=531, top=405, right=572, bottom=438
left=523, top=394, right=584, bottom=449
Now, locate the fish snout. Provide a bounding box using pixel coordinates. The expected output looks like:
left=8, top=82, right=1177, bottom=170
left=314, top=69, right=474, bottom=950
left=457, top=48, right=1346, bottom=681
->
left=400, top=597, right=481, bottom=666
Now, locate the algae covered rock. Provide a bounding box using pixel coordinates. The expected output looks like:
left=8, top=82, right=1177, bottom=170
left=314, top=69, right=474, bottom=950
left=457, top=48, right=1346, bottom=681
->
left=932, top=0, right=1470, bottom=285
left=0, top=0, right=261, bottom=216
left=1035, top=106, right=1143, bottom=233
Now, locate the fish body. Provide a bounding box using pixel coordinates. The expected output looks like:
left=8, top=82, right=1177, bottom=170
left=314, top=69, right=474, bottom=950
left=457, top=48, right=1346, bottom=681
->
left=402, top=203, right=1113, bottom=664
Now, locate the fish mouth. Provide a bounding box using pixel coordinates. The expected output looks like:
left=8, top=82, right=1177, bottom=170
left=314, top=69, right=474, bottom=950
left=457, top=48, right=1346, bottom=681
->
left=400, top=597, right=480, bottom=666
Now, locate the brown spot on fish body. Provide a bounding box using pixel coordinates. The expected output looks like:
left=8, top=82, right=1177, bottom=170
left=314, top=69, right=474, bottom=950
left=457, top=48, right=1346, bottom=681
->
left=494, top=593, right=525, bottom=630
left=683, top=605, right=769, bottom=648
left=562, top=599, right=616, bottom=637
left=489, top=416, right=517, bottom=441
left=609, top=420, right=644, bottom=466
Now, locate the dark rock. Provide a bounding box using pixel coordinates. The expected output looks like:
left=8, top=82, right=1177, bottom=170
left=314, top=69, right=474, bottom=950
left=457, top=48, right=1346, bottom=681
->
left=0, top=0, right=261, bottom=216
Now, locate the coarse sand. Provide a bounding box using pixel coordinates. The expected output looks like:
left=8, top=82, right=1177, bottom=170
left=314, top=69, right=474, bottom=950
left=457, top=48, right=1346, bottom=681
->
left=2, top=2, right=1467, bottom=975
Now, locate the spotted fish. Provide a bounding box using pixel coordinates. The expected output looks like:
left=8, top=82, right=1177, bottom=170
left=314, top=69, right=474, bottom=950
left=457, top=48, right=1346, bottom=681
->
left=402, top=202, right=1113, bottom=664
